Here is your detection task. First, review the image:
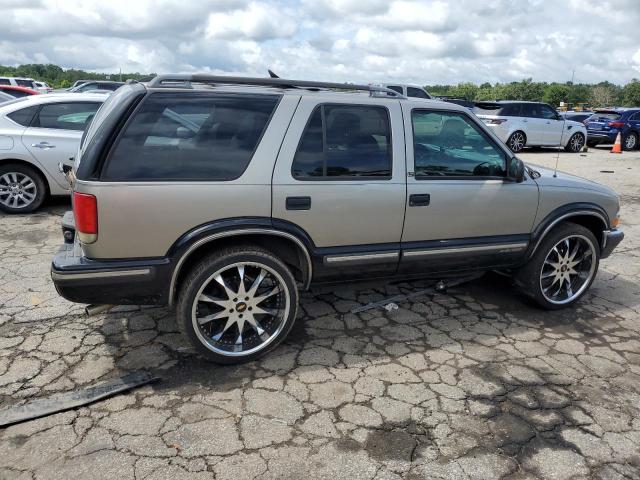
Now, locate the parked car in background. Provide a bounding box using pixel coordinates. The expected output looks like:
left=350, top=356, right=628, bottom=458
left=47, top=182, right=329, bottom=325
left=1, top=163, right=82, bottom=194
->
left=0, top=77, right=37, bottom=89
left=380, top=83, right=432, bottom=99
left=0, top=85, right=40, bottom=98
left=585, top=109, right=640, bottom=150
left=0, top=91, right=15, bottom=104
left=559, top=111, right=593, bottom=124
left=68, top=81, right=124, bottom=93
left=51, top=74, right=623, bottom=364
left=474, top=101, right=587, bottom=153
left=33, top=81, right=54, bottom=94
left=0, top=93, right=107, bottom=213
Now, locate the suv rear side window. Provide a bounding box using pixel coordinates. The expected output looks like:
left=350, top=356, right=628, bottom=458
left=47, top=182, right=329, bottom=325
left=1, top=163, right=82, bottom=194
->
left=33, top=102, right=101, bottom=130
left=103, top=93, right=279, bottom=181
left=292, top=104, right=392, bottom=179
left=412, top=110, right=507, bottom=178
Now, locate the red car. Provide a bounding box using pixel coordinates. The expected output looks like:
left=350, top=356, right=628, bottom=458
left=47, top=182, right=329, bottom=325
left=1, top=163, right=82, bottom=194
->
left=0, top=85, right=39, bottom=98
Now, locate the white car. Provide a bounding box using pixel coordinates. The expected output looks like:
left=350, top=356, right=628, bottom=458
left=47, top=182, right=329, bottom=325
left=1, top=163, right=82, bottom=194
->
left=0, top=76, right=37, bottom=89
left=474, top=101, right=587, bottom=153
left=0, top=93, right=107, bottom=213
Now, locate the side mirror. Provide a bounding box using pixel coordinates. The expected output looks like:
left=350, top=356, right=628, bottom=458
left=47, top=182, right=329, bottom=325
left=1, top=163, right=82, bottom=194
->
left=508, top=157, right=525, bottom=183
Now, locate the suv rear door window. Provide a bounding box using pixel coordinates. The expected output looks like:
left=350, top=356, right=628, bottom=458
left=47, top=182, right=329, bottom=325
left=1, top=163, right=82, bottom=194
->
left=386, top=85, right=403, bottom=95
left=412, top=110, right=507, bottom=178
left=292, top=104, right=392, bottom=179
left=500, top=104, right=522, bottom=116
left=33, top=102, right=101, bottom=130
left=103, top=93, right=280, bottom=181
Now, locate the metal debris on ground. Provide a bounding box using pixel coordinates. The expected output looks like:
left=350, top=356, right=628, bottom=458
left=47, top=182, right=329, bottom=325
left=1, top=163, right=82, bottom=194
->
left=350, top=274, right=482, bottom=314
left=0, top=371, right=159, bottom=427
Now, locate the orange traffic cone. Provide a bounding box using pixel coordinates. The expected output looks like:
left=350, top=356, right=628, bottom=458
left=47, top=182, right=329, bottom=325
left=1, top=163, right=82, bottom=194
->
left=611, top=132, right=622, bottom=154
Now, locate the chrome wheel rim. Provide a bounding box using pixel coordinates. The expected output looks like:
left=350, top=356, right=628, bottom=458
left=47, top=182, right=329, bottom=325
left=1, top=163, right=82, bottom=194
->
left=191, top=261, right=290, bottom=356
left=540, top=235, right=597, bottom=305
left=569, top=133, right=584, bottom=152
left=509, top=132, right=525, bottom=152
left=0, top=172, right=37, bottom=209
left=625, top=134, right=636, bottom=150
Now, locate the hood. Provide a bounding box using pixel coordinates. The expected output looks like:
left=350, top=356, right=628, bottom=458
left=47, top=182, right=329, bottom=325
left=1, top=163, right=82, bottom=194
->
left=526, top=162, right=617, bottom=197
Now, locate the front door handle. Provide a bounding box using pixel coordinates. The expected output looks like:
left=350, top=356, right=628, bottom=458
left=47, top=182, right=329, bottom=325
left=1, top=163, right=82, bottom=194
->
left=31, top=142, right=55, bottom=149
left=409, top=194, right=430, bottom=207
left=286, top=196, right=311, bottom=210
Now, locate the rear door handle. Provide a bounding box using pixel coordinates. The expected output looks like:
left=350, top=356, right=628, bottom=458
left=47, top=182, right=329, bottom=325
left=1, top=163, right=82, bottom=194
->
left=31, top=142, right=55, bottom=149
left=409, top=194, right=430, bottom=207
left=286, top=196, right=311, bottom=210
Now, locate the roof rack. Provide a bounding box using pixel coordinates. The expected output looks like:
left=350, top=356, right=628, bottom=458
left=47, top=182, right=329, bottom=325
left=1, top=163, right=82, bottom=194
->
left=147, top=74, right=405, bottom=98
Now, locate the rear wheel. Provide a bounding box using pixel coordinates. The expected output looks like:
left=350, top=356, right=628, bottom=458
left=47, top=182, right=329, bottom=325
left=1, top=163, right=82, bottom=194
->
left=587, top=140, right=598, bottom=148
left=565, top=132, right=585, bottom=153
left=176, top=246, right=299, bottom=363
left=515, top=223, right=599, bottom=310
left=0, top=163, right=46, bottom=214
left=623, top=132, right=637, bottom=151
left=507, top=131, right=526, bottom=153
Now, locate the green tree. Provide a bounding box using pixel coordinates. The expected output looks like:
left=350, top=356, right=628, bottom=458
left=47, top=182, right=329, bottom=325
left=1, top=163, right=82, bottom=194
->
left=449, top=82, right=479, bottom=100
left=590, top=82, right=621, bottom=107
left=621, top=79, right=640, bottom=107
left=543, top=84, right=570, bottom=107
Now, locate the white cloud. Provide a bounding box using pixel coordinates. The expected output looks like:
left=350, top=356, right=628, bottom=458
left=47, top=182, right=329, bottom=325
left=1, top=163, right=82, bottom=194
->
left=0, top=0, right=639, bottom=84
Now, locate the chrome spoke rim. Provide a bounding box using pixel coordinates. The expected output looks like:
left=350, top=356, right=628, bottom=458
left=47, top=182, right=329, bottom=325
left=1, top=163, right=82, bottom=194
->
left=570, top=134, right=584, bottom=151
left=191, top=261, right=290, bottom=356
left=625, top=135, right=636, bottom=149
left=0, top=172, right=37, bottom=208
left=539, top=234, right=597, bottom=305
left=510, top=133, right=524, bottom=151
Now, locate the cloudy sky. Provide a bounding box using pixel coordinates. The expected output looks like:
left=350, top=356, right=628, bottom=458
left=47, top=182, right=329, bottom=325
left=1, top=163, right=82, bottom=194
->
left=2, top=0, right=639, bottom=85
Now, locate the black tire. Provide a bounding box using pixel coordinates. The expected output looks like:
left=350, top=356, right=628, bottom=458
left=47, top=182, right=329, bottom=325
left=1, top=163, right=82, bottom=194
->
left=515, top=223, right=600, bottom=310
left=176, top=246, right=299, bottom=364
left=0, top=163, right=46, bottom=214
left=507, top=131, right=526, bottom=153
left=587, top=140, right=598, bottom=148
left=623, top=132, right=638, bottom=151
left=564, top=132, right=585, bottom=153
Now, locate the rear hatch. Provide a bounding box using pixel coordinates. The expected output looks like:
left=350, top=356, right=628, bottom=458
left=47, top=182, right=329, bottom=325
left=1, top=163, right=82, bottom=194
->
left=473, top=102, right=509, bottom=126
left=585, top=110, right=621, bottom=132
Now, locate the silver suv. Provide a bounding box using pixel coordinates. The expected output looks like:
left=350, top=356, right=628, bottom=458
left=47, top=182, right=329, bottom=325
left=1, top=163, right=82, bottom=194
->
left=52, top=75, right=624, bottom=364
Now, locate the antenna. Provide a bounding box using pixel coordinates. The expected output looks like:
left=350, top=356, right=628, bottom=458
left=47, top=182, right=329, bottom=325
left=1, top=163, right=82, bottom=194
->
left=553, top=109, right=569, bottom=178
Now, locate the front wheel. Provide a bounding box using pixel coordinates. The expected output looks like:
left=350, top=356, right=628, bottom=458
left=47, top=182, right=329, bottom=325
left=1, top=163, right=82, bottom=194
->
left=176, top=246, right=299, bottom=363
left=565, top=132, right=585, bottom=153
left=507, top=131, right=526, bottom=153
left=515, top=223, right=600, bottom=310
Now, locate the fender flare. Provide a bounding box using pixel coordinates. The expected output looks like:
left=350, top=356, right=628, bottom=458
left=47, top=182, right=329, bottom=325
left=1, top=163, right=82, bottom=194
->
left=167, top=219, right=314, bottom=305
left=527, top=204, right=609, bottom=259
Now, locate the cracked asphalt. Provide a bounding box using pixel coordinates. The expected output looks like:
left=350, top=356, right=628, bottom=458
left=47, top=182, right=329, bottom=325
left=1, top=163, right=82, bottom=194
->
left=1, top=147, right=639, bottom=480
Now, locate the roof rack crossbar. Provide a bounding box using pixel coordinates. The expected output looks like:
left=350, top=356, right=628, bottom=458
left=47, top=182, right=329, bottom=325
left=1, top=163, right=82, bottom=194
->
left=147, top=74, right=405, bottom=98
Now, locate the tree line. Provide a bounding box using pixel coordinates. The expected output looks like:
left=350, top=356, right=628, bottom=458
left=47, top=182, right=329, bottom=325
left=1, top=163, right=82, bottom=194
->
left=0, top=63, right=152, bottom=89
left=426, top=78, right=640, bottom=108
left=2, top=63, right=639, bottom=108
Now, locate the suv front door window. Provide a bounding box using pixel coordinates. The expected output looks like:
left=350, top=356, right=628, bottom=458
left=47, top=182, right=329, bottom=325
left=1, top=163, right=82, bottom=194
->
left=540, top=104, right=563, bottom=145
left=400, top=106, right=539, bottom=272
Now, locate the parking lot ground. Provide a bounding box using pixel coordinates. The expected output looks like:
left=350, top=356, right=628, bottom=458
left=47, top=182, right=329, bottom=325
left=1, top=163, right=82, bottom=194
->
left=0, top=146, right=639, bottom=480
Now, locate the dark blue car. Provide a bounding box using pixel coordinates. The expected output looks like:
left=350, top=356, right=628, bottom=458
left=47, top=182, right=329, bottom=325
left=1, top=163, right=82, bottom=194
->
left=586, top=108, right=640, bottom=150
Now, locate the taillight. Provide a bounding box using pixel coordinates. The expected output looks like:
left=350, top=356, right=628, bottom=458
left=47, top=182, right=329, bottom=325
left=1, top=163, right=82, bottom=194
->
left=489, top=119, right=507, bottom=125
left=73, top=192, right=98, bottom=244
left=609, top=121, right=625, bottom=129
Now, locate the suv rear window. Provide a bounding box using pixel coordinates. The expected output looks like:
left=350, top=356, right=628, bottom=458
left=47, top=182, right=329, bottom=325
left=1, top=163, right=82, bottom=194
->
left=292, top=104, right=392, bottom=179
left=589, top=112, right=621, bottom=121
left=103, top=93, right=279, bottom=181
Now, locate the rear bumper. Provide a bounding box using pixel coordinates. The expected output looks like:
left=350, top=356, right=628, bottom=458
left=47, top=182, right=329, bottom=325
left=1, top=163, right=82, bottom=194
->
left=51, top=240, right=170, bottom=306
left=601, top=229, right=624, bottom=259
left=587, top=131, right=617, bottom=143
